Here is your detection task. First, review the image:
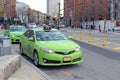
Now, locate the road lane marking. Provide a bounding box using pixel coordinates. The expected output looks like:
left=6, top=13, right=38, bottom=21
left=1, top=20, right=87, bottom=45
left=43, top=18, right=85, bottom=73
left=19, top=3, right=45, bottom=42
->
left=64, top=31, right=120, bottom=51
left=60, top=70, right=72, bottom=76
left=113, top=47, right=120, bottom=50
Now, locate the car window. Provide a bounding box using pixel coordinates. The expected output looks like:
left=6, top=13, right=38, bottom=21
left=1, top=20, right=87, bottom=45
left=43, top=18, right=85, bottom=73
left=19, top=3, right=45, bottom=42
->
left=10, top=26, right=26, bottom=32
left=24, top=30, right=34, bottom=38
left=36, top=31, right=68, bottom=41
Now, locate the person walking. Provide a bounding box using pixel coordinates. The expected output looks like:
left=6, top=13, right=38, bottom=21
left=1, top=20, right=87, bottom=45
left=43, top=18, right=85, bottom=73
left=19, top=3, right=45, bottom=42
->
left=80, top=24, right=83, bottom=30
left=99, top=25, right=101, bottom=32
left=3, top=21, right=7, bottom=29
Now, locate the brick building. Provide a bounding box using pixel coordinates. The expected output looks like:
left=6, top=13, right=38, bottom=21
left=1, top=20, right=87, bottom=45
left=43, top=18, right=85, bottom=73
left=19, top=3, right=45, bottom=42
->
left=0, top=0, right=16, bottom=20
left=64, top=0, right=110, bottom=27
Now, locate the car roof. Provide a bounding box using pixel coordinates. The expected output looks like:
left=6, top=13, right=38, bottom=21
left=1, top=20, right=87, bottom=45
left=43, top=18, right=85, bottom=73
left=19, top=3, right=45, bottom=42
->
left=10, top=25, right=25, bottom=27
left=28, top=27, right=58, bottom=32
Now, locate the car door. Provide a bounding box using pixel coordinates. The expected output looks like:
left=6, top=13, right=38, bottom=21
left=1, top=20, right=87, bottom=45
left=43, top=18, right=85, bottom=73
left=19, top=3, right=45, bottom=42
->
left=27, top=30, right=35, bottom=58
left=22, top=30, right=32, bottom=56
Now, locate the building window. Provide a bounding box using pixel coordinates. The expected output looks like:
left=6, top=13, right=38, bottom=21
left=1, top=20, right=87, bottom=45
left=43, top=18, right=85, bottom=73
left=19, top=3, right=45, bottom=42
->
left=81, top=6, right=87, bottom=11
left=90, top=7, right=95, bottom=15
left=82, top=0, right=86, bottom=3
left=114, top=12, right=117, bottom=19
left=91, top=0, right=94, bottom=3
left=99, top=0, right=102, bottom=3
left=118, top=12, right=120, bottom=18
left=114, top=3, right=118, bottom=10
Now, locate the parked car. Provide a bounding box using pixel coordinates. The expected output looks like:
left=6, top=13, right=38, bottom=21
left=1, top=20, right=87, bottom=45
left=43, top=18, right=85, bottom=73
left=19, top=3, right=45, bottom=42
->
left=112, top=27, right=120, bottom=32
left=59, top=24, right=66, bottom=28
left=19, top=26, right=83, bottom=66
left=4, top=25, right=26, bottom=42
left=59, top=22, right=66, bottom=28
left=108, top=27, right=120, bottom=32
left=26, top=23, right=37, bottom=28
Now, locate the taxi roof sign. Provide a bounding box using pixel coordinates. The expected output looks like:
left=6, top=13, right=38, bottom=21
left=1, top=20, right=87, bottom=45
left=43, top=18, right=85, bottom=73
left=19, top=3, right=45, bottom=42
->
left=43, top=24, right=51, bottom=31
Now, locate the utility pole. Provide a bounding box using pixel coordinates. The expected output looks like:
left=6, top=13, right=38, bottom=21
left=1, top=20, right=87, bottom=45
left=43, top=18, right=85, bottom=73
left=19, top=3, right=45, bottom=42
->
left=57, top=2, right=60, bottom=30
left=37, top=11, right=39, bottom=24
left=4, top=0, right=7, bottom=20
left=73, top=0, right=75, bottom=28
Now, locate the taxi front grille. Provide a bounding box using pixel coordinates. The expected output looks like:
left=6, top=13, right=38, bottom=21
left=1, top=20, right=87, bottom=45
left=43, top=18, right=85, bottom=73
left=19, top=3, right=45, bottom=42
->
left=55, top=50, right=75, bottom=55
left=17, top=36, right=20, bottom=37
left=16, top=39, right=20, bottom=42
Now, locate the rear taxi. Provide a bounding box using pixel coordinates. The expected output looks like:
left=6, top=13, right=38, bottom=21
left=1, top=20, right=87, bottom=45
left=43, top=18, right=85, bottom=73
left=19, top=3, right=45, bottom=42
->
left=5, top=25, right=26, bottom=42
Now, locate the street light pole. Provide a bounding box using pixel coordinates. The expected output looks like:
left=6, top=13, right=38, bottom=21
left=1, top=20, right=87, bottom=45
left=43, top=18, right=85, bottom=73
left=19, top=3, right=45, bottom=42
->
left=4, top=0, right=7, bottom=20
left=73, top=0, right=75, bottom=28
left=37, top=11, right=39, bottom=24
left=57, top=2, right=60, bottom=30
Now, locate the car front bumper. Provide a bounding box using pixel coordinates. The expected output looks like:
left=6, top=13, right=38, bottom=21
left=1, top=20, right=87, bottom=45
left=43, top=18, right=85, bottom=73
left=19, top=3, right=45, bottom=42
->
left=11, top=37, right=20, bottom=42
left=39, top=51, right=83, bottom=66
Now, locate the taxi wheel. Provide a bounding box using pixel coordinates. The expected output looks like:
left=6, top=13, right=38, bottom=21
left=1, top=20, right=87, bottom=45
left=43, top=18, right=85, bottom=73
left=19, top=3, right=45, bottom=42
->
left=33, top=51, right=39, bottom=67
left=19, top=44, right=24, bottom=55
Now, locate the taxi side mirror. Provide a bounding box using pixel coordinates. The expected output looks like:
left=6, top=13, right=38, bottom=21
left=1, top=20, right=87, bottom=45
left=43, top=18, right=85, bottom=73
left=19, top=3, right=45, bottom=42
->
left=6, top=30, right=9, bottom=33
left=5, top=30, right=9, bottom=36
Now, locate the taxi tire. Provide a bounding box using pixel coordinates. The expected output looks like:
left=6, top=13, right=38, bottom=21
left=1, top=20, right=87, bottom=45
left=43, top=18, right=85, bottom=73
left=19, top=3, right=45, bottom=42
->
left=19, top=44, right=24, bottom=55
left=33, top=51, right=39, bottom=67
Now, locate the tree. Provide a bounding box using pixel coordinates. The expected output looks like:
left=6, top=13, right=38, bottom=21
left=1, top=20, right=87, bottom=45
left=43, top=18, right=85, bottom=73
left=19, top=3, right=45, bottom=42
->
left=16, top=2, right=29, bottom=23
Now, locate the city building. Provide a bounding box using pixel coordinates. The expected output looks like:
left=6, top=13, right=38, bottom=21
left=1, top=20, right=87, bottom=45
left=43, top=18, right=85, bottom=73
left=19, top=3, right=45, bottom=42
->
left=16, top=1, right=45, bottom=25
left=47, top=0, right=60, bottom=17
left=0, top=0, right=16, bottom=20
left=64, top=0, right=111, bottom=27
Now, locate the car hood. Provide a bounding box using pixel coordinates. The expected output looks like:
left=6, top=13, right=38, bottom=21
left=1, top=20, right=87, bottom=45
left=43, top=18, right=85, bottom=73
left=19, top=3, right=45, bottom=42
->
left=37, top=40, right=79, bottom=50
left=10, top=32, right=24, bottom=36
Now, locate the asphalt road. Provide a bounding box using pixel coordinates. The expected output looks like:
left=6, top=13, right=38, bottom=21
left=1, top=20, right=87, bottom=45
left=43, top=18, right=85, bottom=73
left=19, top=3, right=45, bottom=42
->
left=12, top=40, right=120, bottom=80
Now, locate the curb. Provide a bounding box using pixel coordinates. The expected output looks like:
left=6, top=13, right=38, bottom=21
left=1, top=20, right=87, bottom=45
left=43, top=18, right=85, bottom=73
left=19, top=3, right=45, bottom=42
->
left=22, top=57, right=53, bottom=80
left=0, top=55, right=21, bottom=80
left=12, top=50, right=53, bottom=80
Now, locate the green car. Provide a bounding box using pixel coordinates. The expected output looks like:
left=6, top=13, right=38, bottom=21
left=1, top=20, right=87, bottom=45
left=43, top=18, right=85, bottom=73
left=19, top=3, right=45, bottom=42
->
left=5, top=25, right=26, bottom=42
left=19, top=27, right=83, bottom=66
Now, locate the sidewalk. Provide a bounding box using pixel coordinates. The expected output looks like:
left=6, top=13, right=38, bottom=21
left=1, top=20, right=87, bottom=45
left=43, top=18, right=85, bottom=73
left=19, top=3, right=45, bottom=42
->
left=8, top=50, right=52, bottom=80
left=0, top=27, right=52, bottom=80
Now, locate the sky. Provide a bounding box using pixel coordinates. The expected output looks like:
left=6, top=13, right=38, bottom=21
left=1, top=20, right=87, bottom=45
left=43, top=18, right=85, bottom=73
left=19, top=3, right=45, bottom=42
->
left=17, top=0, right=64, bottom=14
left=17, top=0, right=47, bottom=13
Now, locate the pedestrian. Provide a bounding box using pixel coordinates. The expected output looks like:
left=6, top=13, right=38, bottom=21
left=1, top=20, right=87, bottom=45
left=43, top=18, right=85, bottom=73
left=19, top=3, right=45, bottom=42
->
left=93, top=25, right=95, bottom=30
left=3, top=21, right=7, bottom=29
left=91, top=25, right=93, bottom=30
left=80, top=25, right=83, bottom=30
left=71, top=24, right=74, bottom=28
left=86, top=25, right=88, bottom=29
left=99, top=25, right=101, bottom=32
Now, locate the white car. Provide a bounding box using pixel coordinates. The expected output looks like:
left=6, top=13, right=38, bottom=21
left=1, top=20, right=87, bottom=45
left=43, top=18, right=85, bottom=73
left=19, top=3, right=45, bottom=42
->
left=108, top=27, right=120, bottom=32
left=27, top=23, right=37, bottom=28
left=59, top=24, right=65, bottom=28
left=112, top=27, right=120, bottom=32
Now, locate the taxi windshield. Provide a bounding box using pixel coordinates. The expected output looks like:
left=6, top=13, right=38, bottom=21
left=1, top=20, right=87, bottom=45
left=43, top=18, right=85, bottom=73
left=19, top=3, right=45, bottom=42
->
left=36, top=31, right=68, bottom=41
left=10, top=26, right=26, bottom=32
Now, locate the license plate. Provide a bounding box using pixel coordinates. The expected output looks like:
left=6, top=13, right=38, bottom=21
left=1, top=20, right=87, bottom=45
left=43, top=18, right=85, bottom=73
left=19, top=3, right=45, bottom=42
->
left=64, top=57, right=71, bottom=61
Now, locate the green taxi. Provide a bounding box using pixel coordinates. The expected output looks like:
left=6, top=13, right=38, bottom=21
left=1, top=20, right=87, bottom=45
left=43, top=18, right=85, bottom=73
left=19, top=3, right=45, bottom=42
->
left=19, top=26, right=83, bottom=66
left=5, top=25, right=26, bottom=42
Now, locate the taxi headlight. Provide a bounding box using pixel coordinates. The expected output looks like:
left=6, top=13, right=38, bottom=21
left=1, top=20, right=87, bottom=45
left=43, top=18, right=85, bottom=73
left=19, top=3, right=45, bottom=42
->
left=41, top=48, right=54, bottom=54
left=75, top=47, right=81, bottom=52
